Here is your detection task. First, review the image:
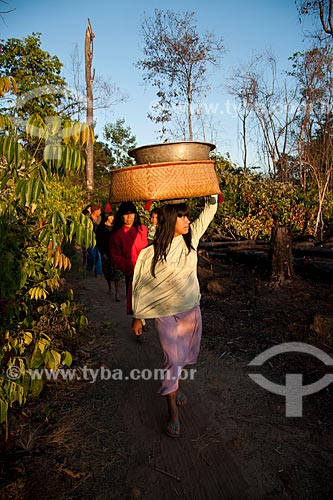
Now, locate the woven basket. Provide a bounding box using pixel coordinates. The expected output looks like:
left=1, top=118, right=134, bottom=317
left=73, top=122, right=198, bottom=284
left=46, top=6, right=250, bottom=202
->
left=109, top=160, right=221, bottom=203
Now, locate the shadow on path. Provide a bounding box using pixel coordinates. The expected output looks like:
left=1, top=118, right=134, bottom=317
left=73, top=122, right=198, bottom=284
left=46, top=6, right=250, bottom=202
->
left=66, top=263, right=250, bottom=500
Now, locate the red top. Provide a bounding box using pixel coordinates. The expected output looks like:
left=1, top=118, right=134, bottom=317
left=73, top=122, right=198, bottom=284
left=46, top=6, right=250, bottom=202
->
left=110, top=224, right=148, bottom=276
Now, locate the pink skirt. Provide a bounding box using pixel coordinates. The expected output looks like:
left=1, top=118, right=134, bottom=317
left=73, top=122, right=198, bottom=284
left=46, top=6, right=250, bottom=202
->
left=155, top=305, right=202, bottom=395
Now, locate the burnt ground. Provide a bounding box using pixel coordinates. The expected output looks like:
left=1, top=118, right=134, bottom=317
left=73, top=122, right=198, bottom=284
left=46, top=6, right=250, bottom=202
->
left=1, top=250, right=333, bottom=500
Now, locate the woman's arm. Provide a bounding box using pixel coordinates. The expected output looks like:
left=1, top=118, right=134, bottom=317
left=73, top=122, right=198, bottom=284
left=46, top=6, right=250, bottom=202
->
left=190, top=195, right=218, bottom=248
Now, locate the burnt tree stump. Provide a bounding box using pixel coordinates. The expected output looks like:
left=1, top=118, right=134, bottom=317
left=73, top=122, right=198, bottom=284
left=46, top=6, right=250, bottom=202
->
left=269, top=226, right=295, bottom=283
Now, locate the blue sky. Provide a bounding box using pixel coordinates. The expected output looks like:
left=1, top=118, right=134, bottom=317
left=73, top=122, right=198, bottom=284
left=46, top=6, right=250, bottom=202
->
left=2, top=0, right=309, bottom=165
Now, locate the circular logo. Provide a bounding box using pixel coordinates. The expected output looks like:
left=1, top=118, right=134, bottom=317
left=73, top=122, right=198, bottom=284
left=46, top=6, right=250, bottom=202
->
left=6, top=365, right=22, bottom=380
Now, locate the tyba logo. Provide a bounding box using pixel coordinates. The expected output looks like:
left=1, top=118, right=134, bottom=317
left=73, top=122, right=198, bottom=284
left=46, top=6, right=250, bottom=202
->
left=248, top=342, right=333, bottom=417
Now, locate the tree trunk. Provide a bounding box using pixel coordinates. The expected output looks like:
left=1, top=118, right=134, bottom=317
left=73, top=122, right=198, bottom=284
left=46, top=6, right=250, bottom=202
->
left=85, top=19, right=95, bottom=193
left=187, top=87, right=193, bottom=141
left=269, top=226, right=295, bottom=283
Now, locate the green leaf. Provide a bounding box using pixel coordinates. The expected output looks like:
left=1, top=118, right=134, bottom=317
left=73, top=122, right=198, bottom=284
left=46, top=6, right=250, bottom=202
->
left=30, top=349, right=44, bottom=369
left=62, top=351, right=72, bottom=367
left=0, top=113, right=14, bottom=130
left=14, top=141, right=23, bottom=167
left=62, top=121, right=72, bottom=145
left=3, top=135, right=15, bottom=164
left=15, top=179, right=27, bottom=204
left=51, top=211, right=59, bottom=230
left=22, top=331, right=33, bottom=345
left=39, top=227, right=51, bottom=245
left=31, top=179, right=43, bottom=203
left=57, top=210, right=67, bottom=227
left=0, top=398, right=8, bottom=424
left=26, top=114, right=46, bottom=140
left=28, top=377, right=44, bottom=398
left=45, top=349, right=61, bottom=370
left=0, top=171, right=13, bottom=190
left=69, top=221, right=75, bottom=243
left=62, top=145, right=72, bottom=168
left=39, top=164, right=48, bottom=182
left=24, top=179, right=33, bottom=206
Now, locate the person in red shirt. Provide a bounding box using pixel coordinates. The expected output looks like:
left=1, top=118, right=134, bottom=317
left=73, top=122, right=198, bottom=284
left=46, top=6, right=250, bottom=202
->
left=110, top=202, right=148, bottom=315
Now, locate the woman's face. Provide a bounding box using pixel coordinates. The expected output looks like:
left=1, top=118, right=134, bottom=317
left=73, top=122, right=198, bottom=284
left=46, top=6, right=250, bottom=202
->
left=91, top=208, right=101, bottom=218
left=174, top=215, right=190, bottom=237
left=123, top=213, right=135, bottom=227
left=150, top=213, right=158, bottom=226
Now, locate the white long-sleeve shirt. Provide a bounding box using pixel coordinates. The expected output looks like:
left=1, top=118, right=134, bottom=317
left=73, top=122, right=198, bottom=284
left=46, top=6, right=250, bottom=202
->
left=132, top=198, right=218, bottom=319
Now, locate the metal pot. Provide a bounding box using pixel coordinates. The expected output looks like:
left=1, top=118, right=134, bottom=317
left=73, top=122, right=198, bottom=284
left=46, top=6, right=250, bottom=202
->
left=128, top=141, right=216, bottom=164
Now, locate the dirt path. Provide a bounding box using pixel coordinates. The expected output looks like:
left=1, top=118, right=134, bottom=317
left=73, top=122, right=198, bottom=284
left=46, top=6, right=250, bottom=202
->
left=17, top=254, right=333, bottom=500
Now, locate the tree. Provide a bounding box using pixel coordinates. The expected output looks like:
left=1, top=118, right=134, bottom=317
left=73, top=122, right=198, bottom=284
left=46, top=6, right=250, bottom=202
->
left=103, top=118, right=136, bottom=168
left=136, top=9, right=225, bottom=141
left=0, top=0, right=16, bottom=17
left=269, top=226, right=295, bottom=284
left=227, top=62, right=259, bottom=169
left=81, top=20, right=128, bottom=193
left=64, top=43, right=128, bottom=123
left=297, top=0, right=333, bottom=40
left=93, top=140, right=113, bottom=178
left=0, top=32, right=66, bottom=121
left=291, top=46, right=333, bottom=237
left=228, top=52, right=301, bottom=178
left=85, top=19, right=95, bottom=193
left=0, top=77, right=93, bottom=428
left=0, top=0, right=15, bottom=23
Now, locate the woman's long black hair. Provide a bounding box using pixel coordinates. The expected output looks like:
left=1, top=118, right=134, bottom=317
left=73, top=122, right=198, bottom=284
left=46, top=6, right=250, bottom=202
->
left=151, top=202, right=194, bottom=277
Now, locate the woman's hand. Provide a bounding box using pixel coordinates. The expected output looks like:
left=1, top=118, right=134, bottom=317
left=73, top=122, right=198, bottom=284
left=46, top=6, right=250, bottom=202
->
left=204, top=194, right=218, bottom=204
left=132, top=318, right=143, bottom=337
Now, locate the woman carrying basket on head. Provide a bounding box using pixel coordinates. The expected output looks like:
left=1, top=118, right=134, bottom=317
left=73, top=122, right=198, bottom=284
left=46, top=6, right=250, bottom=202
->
left=132, top=195, right=218, bottom=438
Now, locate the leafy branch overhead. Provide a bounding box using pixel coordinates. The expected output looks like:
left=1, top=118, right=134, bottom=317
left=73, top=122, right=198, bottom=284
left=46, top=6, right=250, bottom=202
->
left=136, top=9, right=225, bottom=140
left=0, top=33, right=66, bottom=120
left=0, top=76, right=93, bottom=428
left=103, top=118, right=136, bottom=168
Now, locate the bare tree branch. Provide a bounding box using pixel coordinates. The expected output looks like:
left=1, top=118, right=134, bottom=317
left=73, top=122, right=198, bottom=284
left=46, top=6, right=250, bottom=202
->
left=136, top=9, right=225, bottom=141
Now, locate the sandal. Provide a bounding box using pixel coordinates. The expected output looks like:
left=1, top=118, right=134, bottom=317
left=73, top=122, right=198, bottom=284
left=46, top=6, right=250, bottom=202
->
left=176, top=392, right=187, bottom=407
left=165, top=421, right=180, bottom=438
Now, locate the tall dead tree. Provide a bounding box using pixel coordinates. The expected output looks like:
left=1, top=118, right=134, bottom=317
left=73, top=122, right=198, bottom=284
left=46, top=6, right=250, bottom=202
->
left=85, top=18, right=95, bottom=193
left=227, top=66, right=259, bottom=169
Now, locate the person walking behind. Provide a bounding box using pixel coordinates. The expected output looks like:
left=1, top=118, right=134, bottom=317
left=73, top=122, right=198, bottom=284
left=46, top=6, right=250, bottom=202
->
left=96, top=204, right=123, bottom=300
left=110, top=202, right=148, bottom=315
left=132, top=196, right=218, bottom=438
left=86, top=204, right=103, bottom=277
left=147, top=207, right=160, bottom=245
left=81, top=204, right=92, bottom=267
